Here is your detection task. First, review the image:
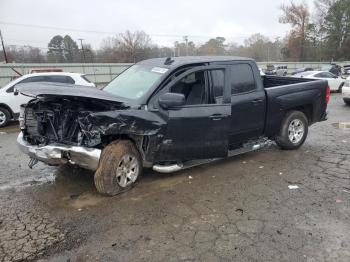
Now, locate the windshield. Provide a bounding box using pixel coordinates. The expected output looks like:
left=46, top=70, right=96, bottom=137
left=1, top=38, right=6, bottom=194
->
left=103, top=65, right=167, bottom=100
left=321, top=65, right=332, bottom=71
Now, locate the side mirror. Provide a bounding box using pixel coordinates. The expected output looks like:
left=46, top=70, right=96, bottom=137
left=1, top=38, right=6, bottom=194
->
left=14, top=87, right=19, bottom=96
left=158, top=93, right=185, bottom=109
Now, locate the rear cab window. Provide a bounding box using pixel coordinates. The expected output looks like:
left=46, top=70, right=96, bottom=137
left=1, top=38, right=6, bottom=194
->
left=230, top=64, right=257, bottom=94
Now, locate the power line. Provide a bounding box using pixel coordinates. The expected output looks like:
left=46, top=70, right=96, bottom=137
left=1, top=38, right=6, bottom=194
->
left=0, top=21, right=282, bottom=40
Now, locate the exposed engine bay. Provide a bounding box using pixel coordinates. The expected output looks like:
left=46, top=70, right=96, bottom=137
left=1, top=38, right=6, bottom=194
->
left=22, top=97, right=125, bottom=147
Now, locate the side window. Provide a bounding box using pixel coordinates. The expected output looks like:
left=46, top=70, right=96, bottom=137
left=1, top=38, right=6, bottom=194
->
left=211, top=70, right=224, bottom=98
left=45, top=75, right=75, bottom=84
left=325, top=72, right=336, bottom=78
left=7, top=76, right=46, bottom=93
left=6, top=85, right=15, bottom=93
left=315, top=72, right=333, bottom=78
left=20, top=76, right=47, bottom=83
left=231, top=64, right=256, bottom=94
left=170, top=71, right=207, bottom=105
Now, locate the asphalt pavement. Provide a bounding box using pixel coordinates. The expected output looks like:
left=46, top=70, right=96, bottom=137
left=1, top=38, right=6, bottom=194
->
left=0, top=94, right=350, bottom=262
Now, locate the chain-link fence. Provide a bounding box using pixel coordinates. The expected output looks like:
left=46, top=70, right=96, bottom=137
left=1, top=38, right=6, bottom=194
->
left=1, top=61, right=349, bottom=88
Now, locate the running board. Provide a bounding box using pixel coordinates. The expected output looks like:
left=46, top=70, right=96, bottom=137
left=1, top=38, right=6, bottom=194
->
left=152, top=137, right=272, bottom=174
left=228, top=137, right=272, bottom=157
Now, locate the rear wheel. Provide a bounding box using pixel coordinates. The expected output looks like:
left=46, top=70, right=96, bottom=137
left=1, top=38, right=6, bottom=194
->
left=275, top=111, right=308, bottom=150
left=94, top=140, right=142, bottom=196
left=338, top=83, right=344, bottom=93
left=0, top=107, right=10, bottom=128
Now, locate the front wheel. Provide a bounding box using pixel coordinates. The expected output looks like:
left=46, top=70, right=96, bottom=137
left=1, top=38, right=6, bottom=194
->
left=94, top=140, right=142, bottom=196
left=0, top=107, right=10, bottom=128
left=275, top=111, right=308, bottom=150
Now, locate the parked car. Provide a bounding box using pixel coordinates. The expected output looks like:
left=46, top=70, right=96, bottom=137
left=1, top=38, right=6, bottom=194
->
left=17, top=56, right=329, bottom=196
left=259, top=68, right=265, bottom=76
left=292, top=71, right=345, bottom=92
left=265, top=64, right=288, bottom=76
left=342, top=76, right=350, bottom=105
left=321, top=64, right=342, bottom=76
left=0, top=72, right=95, bottom=127
left=291, top=67, right=313, bottom=75
left=343, top=65, right=350, bottom=76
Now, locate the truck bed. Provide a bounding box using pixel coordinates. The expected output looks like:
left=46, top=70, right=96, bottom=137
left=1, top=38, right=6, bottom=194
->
left=262, top=76, right=328, bottom=138
left=263, top=75, right=315, bottom=88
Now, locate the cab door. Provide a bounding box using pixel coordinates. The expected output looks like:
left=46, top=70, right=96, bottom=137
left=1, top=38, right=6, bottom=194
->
left=154, top=66, right=231, bottom=162
left=228, top=63, right=266, bottom=147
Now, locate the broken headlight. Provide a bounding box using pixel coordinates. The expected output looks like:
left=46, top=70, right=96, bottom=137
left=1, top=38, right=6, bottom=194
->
left=19, top=105, right=26, bottom=130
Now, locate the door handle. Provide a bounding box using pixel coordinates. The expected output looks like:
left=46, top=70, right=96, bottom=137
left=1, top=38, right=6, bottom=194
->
left=209, top=114, right=225, bottom=120
left=251, top=99, right=263, bottom=105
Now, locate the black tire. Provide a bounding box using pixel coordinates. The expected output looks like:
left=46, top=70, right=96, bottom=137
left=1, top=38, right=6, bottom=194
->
left=344, top=99, right=350, bottom=106
left=94, top=140, right=142, bottom=196
left=275, top=110, right=308, bottom=150
left=338, top=83, right=344, bottom=93
left=0, top=107, right=10, bottom=128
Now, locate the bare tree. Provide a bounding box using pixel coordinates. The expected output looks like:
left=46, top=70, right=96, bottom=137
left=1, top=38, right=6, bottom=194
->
left=279, top=1, right=311, bottom=61
left=118, top=30, right=152, bottom=62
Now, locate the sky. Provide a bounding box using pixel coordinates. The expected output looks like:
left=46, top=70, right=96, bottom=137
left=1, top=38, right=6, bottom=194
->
left=0, top=0, right=314, bottom=50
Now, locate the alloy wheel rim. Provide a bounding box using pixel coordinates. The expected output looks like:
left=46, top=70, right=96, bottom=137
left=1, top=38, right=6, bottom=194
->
left=288, top=119, right=304, bottom=144
left=115, top=154, right=139, bottom=188
left=0, top=111, right=6, bottom=125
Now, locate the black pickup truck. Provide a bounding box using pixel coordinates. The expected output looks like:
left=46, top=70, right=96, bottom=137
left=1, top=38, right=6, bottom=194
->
left=17, top=56, right=329, bottom=195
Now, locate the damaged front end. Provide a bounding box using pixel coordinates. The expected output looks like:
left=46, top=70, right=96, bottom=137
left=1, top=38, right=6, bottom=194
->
left=17, top=84, right=166, bottom=170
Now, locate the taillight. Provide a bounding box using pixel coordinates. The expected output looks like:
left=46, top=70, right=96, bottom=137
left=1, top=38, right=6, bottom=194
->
left=325, top=86, right=330, bottom=104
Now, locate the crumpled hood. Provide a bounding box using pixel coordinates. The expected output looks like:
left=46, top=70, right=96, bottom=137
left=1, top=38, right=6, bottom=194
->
left=17, top=82, right=131, bottom=104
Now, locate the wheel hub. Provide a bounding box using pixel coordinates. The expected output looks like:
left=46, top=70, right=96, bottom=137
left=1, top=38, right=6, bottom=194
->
left=0, top=111, right=6, bottom=125
left=115, top=154, right=139, bottom=188
left=288, top=119, right=304, bottom=144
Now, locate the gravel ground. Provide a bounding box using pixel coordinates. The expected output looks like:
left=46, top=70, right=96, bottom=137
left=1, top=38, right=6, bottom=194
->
left=0, top=94, right=349, bottom=262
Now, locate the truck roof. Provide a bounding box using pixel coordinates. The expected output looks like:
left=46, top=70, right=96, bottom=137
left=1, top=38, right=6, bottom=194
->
left=138, top=56, right=254, bottom=69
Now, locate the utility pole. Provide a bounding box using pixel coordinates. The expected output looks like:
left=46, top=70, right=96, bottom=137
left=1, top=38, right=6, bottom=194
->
left=78, top=38, right=86, bottom=63
left=0, top=29, right=8, bottom=63
left=0, top=29, right=22, bottom=76
left=183, top=36, right=188, bottom=56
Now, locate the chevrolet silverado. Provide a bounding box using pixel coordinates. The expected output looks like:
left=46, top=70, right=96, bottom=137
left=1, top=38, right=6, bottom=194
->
left=17, top=56, right=329, bottom=195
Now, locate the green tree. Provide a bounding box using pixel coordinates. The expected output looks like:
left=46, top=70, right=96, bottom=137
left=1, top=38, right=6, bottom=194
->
left=63, top=35, right=79, bottom=62
left=47, top=35, right=79, bottom=62
left=322, top=0, right=350, bottom=60
left=199, top=37, right=226, bottom=55
left=47, top=35, right=64, bottom=62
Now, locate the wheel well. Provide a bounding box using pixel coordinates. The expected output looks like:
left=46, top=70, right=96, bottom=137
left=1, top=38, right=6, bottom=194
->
left=0, top=103, right=14, bottom=118
left=289, top=105, right=313, bottom=124
left=100, top=134, right=145, bottom=159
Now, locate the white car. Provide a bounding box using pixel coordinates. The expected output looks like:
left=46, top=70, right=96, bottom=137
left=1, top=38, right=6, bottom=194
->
left=292, top=71, right=345, bottom=92
left=342, top=76, right=350, bottom=105
left=0, top=72, right=95, bottom=127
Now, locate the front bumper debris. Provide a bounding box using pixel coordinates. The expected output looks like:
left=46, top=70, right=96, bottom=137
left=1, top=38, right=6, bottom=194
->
left=17, top=132, right=101, bottom=170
